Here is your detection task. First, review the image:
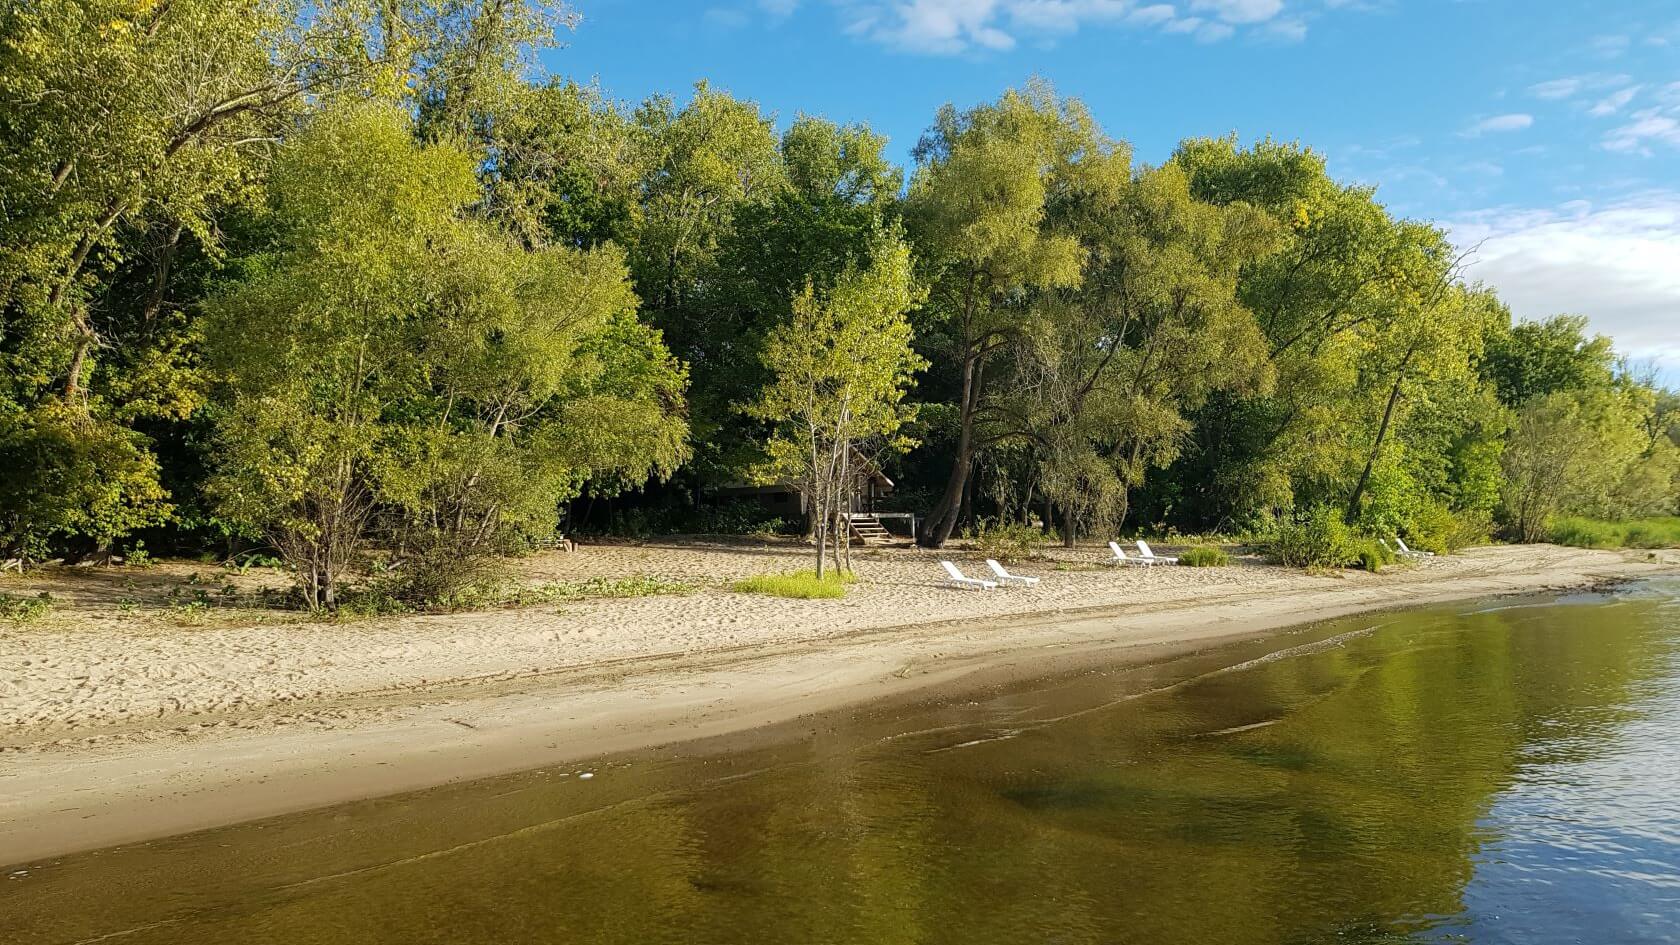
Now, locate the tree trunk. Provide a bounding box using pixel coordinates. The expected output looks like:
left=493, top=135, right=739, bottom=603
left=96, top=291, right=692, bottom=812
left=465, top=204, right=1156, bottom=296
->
left=919, top=352, right=981, bottom=548
left=1346, top=353, right=1413, bottom=522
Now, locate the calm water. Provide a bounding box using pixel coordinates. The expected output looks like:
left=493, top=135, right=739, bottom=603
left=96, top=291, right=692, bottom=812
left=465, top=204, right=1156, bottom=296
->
left=6, top=580, right=1680, bottom=944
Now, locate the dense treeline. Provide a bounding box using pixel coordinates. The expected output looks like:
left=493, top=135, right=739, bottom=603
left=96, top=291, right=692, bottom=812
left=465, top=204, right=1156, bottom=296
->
left=3, top=1, right=1676, bottom=605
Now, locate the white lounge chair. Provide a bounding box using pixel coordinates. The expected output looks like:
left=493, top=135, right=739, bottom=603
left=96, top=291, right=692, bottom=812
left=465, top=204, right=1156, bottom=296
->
left=941, top=560, right=997, bottom=590
left=1136, top=540, right=1178, bottom=565
left=1109, top=541, right=1153, bottom=566
left=986, top=559, right=1040, bottom=586
left=1394, top=537, right=1435, bottom=558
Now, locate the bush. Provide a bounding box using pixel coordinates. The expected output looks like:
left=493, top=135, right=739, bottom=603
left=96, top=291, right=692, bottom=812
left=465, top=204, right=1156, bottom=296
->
left=1262, top=505, right=1357, bottom=569
left=1550, top=516, right=1680, bottom=550
left=0, top=591, right=54, bottom=623
left=731, top=569, right=854, bottom=599
left=684, top=501, right=791, bottom=536
left=1178, top=546, right=1230, bottom=567
left=1351, top=537, right=1397, bottom=573
left=973, top=521, right=1045, bottom=562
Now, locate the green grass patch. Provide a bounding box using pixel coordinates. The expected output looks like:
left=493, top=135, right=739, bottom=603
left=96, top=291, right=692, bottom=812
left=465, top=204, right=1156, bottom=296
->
left=1177, top=546, right=1231, bottom=567
left=731, top=569, right=855, bottom=599
left=0, top=591, right=54, bottom=623
left=1549, top=516, right=1680, bottom=550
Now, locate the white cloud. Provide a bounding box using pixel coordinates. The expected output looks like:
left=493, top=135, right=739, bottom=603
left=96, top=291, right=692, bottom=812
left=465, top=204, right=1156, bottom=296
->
left=837, top=0, right=1305, bottom=53
left=1189, top=0, right=1282, bottom=24
left=1530, top=77, right=1585, bottom=100
left=1129, top=3, right=1175, bottom=25
left=760, top=0, right=801, bottom=16
left=1463, top=113, right=1534, bottom=136
left=1603, top=109, right=1680, bottom=154
left=1528, top=73, right=1633, bottom=102
left=1591, top=34, right=1631, bottom=58
left=1448, top=193, right=1680, bottom=378
left=1588, top=85, right=1641, bottom=117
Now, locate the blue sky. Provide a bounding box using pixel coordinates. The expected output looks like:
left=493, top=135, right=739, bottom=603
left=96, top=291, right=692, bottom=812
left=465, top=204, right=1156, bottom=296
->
left=547, top=0, right=1680, bottom=381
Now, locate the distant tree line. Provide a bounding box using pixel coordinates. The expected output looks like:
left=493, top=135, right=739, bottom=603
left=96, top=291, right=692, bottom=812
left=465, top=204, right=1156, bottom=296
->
left=3, top=0, right=1676, bottom=605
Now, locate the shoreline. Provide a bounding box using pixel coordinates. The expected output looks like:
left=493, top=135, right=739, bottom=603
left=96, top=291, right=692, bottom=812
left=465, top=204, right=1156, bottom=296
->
left=3, top=544, right=1675, bottom=866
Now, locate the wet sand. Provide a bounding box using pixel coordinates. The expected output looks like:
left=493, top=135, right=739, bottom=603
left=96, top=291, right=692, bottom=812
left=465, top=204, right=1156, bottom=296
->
left=2, top=541, right=1674, bottom=865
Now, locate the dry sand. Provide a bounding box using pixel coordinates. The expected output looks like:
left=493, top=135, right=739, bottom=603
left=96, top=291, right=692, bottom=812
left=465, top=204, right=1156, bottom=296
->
left=2, top=539, right=1675, bottom=865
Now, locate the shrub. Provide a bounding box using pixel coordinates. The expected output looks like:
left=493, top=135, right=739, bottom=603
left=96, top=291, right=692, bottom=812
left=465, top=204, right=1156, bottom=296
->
left=0, top=591, right=54, bottom=623
left=1351, top=537, right=1397, bottom=573
left=1178, top=546, right=1230, bottom=567
left=731, top=569, right=854, bottom=599
left=1550, top=516, right=1680, bottom=550
left=1262, top=505, right=1356, bottom=569
left=973, top=521, right=1045, bottom=562
left=688, top=501, right=791, bottom=536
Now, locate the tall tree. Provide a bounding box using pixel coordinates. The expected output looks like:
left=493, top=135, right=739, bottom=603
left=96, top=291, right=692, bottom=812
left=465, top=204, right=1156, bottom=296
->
left=905, top=82, right=1092, bottom=547
left=1004, top=161, right=1279, bottom=542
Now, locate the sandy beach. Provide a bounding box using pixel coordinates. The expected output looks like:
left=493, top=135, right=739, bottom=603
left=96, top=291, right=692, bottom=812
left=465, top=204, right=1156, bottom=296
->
left=3, top=540, right=1675, bottom=866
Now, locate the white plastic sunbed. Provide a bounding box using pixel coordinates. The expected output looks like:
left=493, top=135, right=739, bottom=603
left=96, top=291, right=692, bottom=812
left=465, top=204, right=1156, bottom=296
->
left=1394, top=537, right=1435, bottom=558
left=1109, top=541, right=1153, bottom=566
left=941, top=560, right=997, bottom=590
left=986, top=559, right=1040, bottom=586
left=1136, top=540, right=1178, bottom=565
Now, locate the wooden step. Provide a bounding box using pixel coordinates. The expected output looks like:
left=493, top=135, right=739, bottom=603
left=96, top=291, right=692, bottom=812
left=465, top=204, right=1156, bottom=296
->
left=846, top=515, right=896, bottom=546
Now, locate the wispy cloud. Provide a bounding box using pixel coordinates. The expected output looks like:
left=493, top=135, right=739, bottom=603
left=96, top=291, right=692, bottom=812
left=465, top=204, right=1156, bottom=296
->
left=836, top=0, right=1319, bottom=54
left=1448, top=193, right=1680, bottom=379
left=1603, top=109, right=1680, bottom=154
left=1527, top=73, right=1632, bottom=102
left=1463, top=113, right=1534, bottom=136
left=1529, top=77, right=1586, bottom=100
left=1588, top=85, right=1642, bottom=117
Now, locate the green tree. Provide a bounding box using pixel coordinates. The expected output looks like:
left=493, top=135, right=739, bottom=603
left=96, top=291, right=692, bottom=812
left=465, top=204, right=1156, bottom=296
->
left=1482, top=315, right=1616, bottom=408
left=1005, top=160, right=1279, bottom=543
left=206, top=104, right=687, bottom=607
left=1500, top=388, right=1654, bottom=542
left=905, top=82, right=1092, bottom=547
left=749, top=233, right=923, bottom=576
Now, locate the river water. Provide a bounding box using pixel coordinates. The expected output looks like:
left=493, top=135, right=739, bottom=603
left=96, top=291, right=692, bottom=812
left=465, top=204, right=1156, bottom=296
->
left=5, top=580, right=1680, bottom=944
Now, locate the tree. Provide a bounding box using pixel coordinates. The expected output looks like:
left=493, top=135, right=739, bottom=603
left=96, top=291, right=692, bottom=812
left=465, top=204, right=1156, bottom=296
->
left=1003, top=161, right=1279, bottom=543
left=1500, top=389, right=1649, bottom=541
left=695, top=116, right=906, bottom=483
left=0, top=0, right=568, bottom=560
left=905, top=82, right=1093, bottom=547
left=205, top=104, right=687, bottom=607
left=1162, top=137, right=1421, bottom=527
left=749, top=234, right=923, bottom=577
left=1482, top=315, right=1616, bottom=408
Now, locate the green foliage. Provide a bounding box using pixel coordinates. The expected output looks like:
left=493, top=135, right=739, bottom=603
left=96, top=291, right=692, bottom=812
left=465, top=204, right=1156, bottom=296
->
left=750, top=230, right=924, bottom=575
left=1351, top=538, right=1397, bottom=573
left=685, top=502, right=790, bottom=536
left=1262, top=505, right=1358, bottom=569
left=972, top=521, right=1046, bottom=562
left=0, top=591, right=55, bottom=623
left=0, top=405, right=171, bottom=559
left=1178, top=546, right=1231, bottom=567
left=1500, top=388, right=1674, bottom=543
left=1548, top=516, right=1680, bottom=550
left=1483, top=315, right=1616, bottom=408
left=731, top=569, right=855, bottom=599
left=3, top=6, right=1675, bottom=591
left=205, top=103, right=687, bottom=608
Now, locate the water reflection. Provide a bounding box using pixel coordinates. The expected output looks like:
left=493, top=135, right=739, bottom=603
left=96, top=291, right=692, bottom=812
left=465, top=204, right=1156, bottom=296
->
left=5, top=582, right=1679, bottom=945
